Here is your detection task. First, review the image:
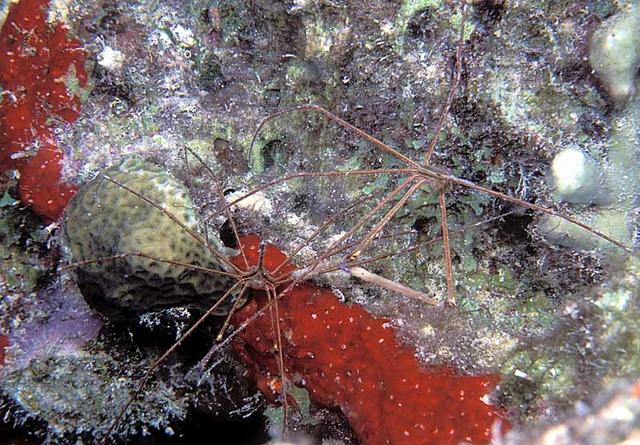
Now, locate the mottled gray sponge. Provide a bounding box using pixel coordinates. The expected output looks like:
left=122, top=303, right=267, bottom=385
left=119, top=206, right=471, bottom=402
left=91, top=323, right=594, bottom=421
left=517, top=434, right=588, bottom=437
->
left=63, top=157, right=235, bottom=318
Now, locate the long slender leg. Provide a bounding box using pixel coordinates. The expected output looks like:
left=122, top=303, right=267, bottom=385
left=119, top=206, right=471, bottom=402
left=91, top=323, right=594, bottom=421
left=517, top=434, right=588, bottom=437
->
left=103, top=176, right=241, bottom=274
left=60, top=252, right=240, bottom=279
left=215, top=289, right=247, bottom=341
left=181, top=145, right=251, bottom=270
left=423, top=2, right=467, bottom=166
left=321, top=176, right=420, bottom=259
left=439, top=191, right=456, bottom=306
left=428, top=171, right=634, bottom=254
left=251, top=105, right=423, bottom=170
left=208, top=168, right=415, bottom=225
left=349, top=179, right=427, bottom=261
left=346, top=210, right=519, bottom=271
left=101, top=282, right=247, bottom=444
left=182, top=146, right=215, bottom=252
left=272, top=198, right=368, bottom=276
left=287, top=177, right=421, bottom=283
left=268, top=285, right=288, bottom=439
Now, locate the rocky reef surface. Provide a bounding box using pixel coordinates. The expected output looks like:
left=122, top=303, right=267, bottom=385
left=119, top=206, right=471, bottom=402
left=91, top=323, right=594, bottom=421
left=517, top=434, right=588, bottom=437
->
left=1, top=0, right=639, bottom=443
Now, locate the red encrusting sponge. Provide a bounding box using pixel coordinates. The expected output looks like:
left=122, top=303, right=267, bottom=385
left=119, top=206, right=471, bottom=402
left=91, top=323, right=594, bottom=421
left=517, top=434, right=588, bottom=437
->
left=0, top=334, right=9, bottom=367
left=231, top=234, right=509, bottom=445
left=0, top=0, right=87, bottom=222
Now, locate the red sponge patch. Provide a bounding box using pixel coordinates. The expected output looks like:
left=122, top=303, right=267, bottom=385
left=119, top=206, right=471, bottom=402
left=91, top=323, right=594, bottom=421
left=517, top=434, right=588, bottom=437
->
left=0, top=0, right=87, bottom=221
left=0, top=334, right=9, bottom=368
left=231, top=235, right=509, bottom=445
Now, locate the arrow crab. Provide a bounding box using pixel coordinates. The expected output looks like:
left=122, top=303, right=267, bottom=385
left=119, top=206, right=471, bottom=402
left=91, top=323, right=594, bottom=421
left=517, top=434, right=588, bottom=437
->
left=64, top=90, right=635, bottom=442
left=64, top=23, right=636, bottom=445
left=3, top=0, right=639, bottom=443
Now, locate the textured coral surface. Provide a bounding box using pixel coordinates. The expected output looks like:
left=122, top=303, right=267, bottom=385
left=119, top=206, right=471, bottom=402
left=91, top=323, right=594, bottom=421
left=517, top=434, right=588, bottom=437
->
left=62, top=157, right=234, bottom=318
left=232, top=235, right=508, bottom=445
left=0, top=0, right=87, bottom=221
